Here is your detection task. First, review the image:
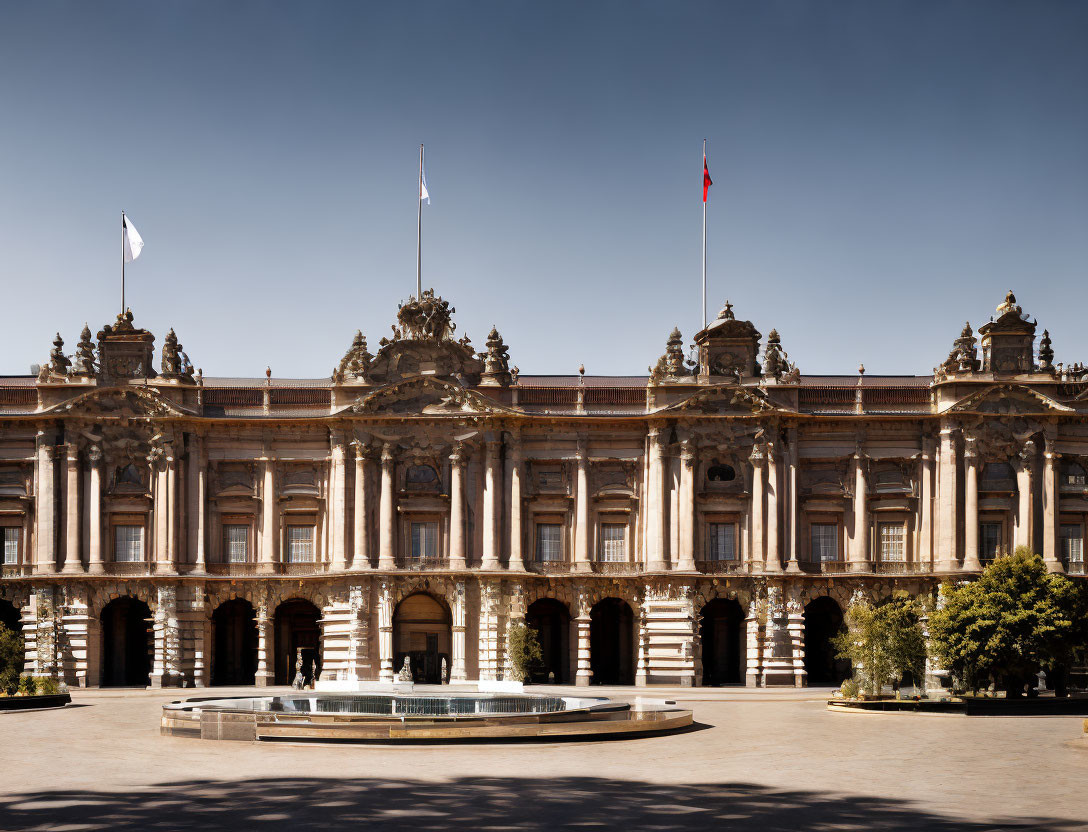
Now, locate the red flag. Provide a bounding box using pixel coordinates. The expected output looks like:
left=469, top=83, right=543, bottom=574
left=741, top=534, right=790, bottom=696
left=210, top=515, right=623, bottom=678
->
left=703, top=155, right=713, bottom=203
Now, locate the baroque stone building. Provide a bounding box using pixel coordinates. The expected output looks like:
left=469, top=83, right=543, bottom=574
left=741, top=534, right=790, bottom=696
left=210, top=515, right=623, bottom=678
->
left=1, top=289, right=1085, bottom=689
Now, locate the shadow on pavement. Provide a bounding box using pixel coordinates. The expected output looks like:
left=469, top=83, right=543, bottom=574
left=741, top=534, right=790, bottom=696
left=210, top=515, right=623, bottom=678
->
left=1, top=776, right=1084, bottom=831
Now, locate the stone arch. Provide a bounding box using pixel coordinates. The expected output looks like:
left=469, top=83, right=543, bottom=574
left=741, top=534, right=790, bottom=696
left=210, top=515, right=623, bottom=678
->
left=211, top=597, right=258, bottom=686
left=589, top=596, right=635, bottom=685
left=525, top=597, right=572, bottom=683
left=699, top=597, right=745, bottom=686
left=0, top=596, right=23, bottom=633
left=89, top=583, right=158, bottom=621
left=100, top=596, right=152, bottom=687
left=803, top=596, right=850, bottom=686
left=393, top=592, right=452, bottom=684
left=273, top=597, right=322, bottom=685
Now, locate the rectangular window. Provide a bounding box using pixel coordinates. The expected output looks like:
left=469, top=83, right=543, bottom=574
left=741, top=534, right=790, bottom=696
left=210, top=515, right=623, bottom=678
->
left=224, top=525, right=249, bottom=563
left=2, top=527, right=19, bottom=565
left=114, top=525, right=144, bottom=562
left=980, top=523, right=1002, bottom=561
left=599, top=523, right=626, bottom=562
left=536, top=524, right=562, bottom=562
left=286, top=526, right=314, bottom=563
left=879, top=523, right=905, bottom=562
left=706, top=523, right=736, bottom=561
left=1060, top=524, right=1083, bottom=565
left=410, top=521, right=438, bottom=559
left=810, top=524, right=838, bottom=562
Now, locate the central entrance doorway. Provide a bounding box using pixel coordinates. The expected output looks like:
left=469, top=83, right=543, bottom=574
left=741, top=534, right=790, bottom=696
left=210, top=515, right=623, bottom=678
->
left=803, top=596, right=850, bottom=685
left=590, top=597, right=634, bottom=685
left=212, top=599, right=258, bottom=686
left=274, top=599, right=321, bottom=685
left=699, top=598, right=745, bottom=685
left=393, top=593, right=451, bottom=684
left=100, top=597, right=152, bottom=687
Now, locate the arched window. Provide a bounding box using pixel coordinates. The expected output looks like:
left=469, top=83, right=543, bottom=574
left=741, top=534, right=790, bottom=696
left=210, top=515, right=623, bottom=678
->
left=707, top=464, right=736, bottom=483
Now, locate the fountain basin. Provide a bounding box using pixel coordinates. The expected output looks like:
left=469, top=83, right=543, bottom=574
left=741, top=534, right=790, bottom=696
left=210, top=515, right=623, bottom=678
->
left=161, top=691, right=692, bottom=742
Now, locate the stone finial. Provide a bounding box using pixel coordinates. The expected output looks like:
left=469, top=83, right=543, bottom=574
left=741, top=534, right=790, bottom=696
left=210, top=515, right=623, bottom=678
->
left=511, top=365, right=520, bottom=384
left=938, top=321, right=980, bottom=378
left=858, top=363, right=865, bottom=376
left=1038, top=329, right=1055, bottom=372
left=997, top=289, right=1021, bottom=317
left=649, top=327, right=692, bottom=382
left=161, top=328, right=181, bottom=376
left=481, top=326, right=512, bottom=386
left=333, top=330, right=373, bottom=383
left=761, top=328, right=800, bottom=383
left=719, top=300, right=735, bottom=321
left=70, top=324, right=96, bottom=377
left=48, top=333, right=70, bottom=376
left=578, top=363, right=585, bottom=379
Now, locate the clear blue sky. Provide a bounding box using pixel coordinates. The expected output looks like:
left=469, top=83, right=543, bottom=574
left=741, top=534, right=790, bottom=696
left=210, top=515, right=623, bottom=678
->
left=1, top=1, right=1085, bottom=378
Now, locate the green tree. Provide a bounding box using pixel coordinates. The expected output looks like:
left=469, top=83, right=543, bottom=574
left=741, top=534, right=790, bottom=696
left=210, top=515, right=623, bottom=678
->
left=833, top=596, right=927, bottom=697
left=929, top=547, right=1078, bottom=697
left=0, top=623, right=23, bottom=696
left=506, top=622, right=543, bottom=682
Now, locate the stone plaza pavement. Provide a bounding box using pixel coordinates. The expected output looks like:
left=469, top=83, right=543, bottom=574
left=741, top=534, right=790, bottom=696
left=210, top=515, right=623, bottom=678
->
left=1, top=685, right=1086, bottom=831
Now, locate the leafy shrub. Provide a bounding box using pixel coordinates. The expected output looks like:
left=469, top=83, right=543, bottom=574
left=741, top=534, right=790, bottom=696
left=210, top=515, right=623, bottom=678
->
left=36, top=676, right=60, bottom=695
left=833, top=596, right=927, bottom=697
left=507, top=622, right=543, bottom=682
left=838, top=678, right=861, bottom=700
left=18, top=675, right=36, bottom=696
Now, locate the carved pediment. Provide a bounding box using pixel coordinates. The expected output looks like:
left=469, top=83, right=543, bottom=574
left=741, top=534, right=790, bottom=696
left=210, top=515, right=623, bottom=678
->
left=348, top=376, right=513, bottom=416
left=367, top=340, right=484, bottom=386
left=947, top=385, right=1071, bottom=416
left=43, top=386, right=194, bottom=419
left=661, top=385, right=783, bottom=416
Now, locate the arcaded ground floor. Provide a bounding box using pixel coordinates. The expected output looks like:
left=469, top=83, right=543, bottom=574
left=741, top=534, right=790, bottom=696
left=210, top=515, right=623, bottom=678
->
left=1, top=686, right=1086, bottom=831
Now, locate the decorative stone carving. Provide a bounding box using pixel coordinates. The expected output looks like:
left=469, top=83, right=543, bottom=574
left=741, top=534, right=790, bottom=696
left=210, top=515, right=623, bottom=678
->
left=96, top=309, right=157, bottom=381
left=69, top=325, right=96, bottom=378
left=937, top=322, right=980, bottom=379
left=160, top=329, right=194, bottom=381
left=333, top=330, right=373, bottom=383
left=761, top=329, right=799, bottom=382
left=649, top=328, right=693, bottom=383
left=48, top=333, right=70, bottom=376
left=351, top=376, right=512, bottom=415
left=693, top=301, right=762, bottom=380
left=480, top=327, right=512, bottom=386
left=1038, top=329, right=1055, bottom=373
left=664, top=384, right=780, bottom=415
left=978, top=291, right=1037, bottom=374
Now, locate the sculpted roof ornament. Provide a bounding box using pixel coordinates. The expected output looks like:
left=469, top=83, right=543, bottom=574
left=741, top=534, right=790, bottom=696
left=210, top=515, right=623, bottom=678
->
left=48, top=333, right=70, bottom=376
left=96, top=308, right=156, bottom=381
left=936, top=321, right=980, bottom=379
left=70, top=325, right=96, bottom=378
left=480, top=326, right=512, bottom=386
left=762, top=328, right=800, bottom=383
left=348, top=376, right=515, bottom=416
left=649, top=327, right=694, bottom=383
left=333, top=330, right=373, bottom=383
left=160, top=328, right=194, bottom=382
left=393, top=288, right=456, bottom=342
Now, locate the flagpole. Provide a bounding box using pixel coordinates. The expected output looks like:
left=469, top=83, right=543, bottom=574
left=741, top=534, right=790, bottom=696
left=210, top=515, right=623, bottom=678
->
left=121, top=211, right=126, bottom=315
left=702, top=139, right=707, bottom=330
left=416, top=143, right=423, bottom=299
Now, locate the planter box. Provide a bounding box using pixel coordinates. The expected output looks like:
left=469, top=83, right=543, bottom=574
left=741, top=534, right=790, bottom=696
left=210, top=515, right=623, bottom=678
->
left=0, top=693, right=71, bottom=711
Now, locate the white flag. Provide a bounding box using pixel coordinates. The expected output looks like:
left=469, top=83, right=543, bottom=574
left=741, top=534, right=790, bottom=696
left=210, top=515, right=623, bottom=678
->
left=420, top=167, right=430, bottom=205
left=123, top=215, right=144, bottom=263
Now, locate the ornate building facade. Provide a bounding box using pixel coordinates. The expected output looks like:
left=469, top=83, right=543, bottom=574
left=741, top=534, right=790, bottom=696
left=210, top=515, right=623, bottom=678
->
left=1, top=290, right=1085, bottom=689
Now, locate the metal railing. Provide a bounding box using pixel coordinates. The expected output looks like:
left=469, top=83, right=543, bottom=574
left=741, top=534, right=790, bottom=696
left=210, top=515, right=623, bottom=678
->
left=525, top=560, right=573, bottom=574
left=694, top=559, right=752, bottom=575
left=588, top=561, right=645, bottom=576
left=103, top=561, right=152, bottom=576
left=1066, top=561, right=1086, bottom=576
left=1, top=563, right=30, bottom=578
left=395, top=556, right=450, bottom=571
left=872, top=561, right=934, bottom=575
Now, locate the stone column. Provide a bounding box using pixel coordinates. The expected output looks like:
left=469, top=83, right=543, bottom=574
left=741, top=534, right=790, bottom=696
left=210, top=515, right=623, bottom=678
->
left=937, top=426, right=959, bottom=571
left=506, top=434, right=524, bottom=571
left=481, top=437, right=501, bottom=570
left=193, top=436, right=207, bottom=572
left=919, top=435, right=935, bottom=567
left=1042, top=435, right=1062, bottom=572
left=448, top=443, right=467, bottom=570
left=574, top=591, right=592, bottom=685
left=154, top=459, right=170, bottom=570
left=378, top=443, right=396, bottom=570
left=255, top=607, right=274, bottom=687
left=765, top=442, right=782, bottom=573
left=451, top=581, right=468, bottom=682
left=62, top=443, right=82, bottom=573
left=87, top=445, right=104, bottom=574
left=748, top=445, right=765, bottom=567
left=849, top=449, right=868, bottom=571
left=35, top=435, right=56, bottom=574
left=574, top=436, right=590, bottom=570
left=646, top=428, right=667, bottom=571
left=1014, top=441, right=1035, bottom=551
left=166, top=454, right=178, bottom=572
left=678, top=438, right=696, bottom=571
left=330, top=432, right=348, bottom=571
left=150, top=585, right=179, bottom=688
left=352, top=441, right=371, bottom=569
left=745, top=603, right=762, bottom=687
left=786, top=431, right=801, bottom=573
left=260, top=449, right=278, bottom=571
left=377, top=581, right=394, bottom=683
left=634, top=607, right=649, bottom=685
left=963, top=438, right=981, bottom=572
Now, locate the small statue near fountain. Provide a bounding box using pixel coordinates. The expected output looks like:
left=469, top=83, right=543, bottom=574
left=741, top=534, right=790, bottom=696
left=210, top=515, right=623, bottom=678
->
left=441, top=657, right=448, bottom=684
left=310, top=659, right=320, bottom=689
left=396, top=656, right=413, bottom=683
left=291, top=650, right=305, bottom=690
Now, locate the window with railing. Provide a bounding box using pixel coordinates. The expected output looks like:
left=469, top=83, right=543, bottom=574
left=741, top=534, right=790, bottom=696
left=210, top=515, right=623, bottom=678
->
left=114, top=525, right=144, bottom=562
left=1060, top=523, right=1083, bottom=566
left=599, top=523, right=626, bottom=562
left=410, top=521, right=438, bottom=560
left=980, top=522, right=1002, bottom=561
left=878, top=522, right=905, bottom=562
left=223, top=525, right=249, bottom=563
left=705, top=523, right=736, bottom=561
left=286, top=525, right=315, bottom=563
left=2, top=527, right=20, bottom=565
left=810, top=524, right=838, bottom=562
left=535, top=523, right=562, bottom=562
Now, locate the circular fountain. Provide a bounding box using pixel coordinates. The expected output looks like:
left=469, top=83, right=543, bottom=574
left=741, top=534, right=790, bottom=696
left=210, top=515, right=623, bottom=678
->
left=161, top=691, right=692, bottom=743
